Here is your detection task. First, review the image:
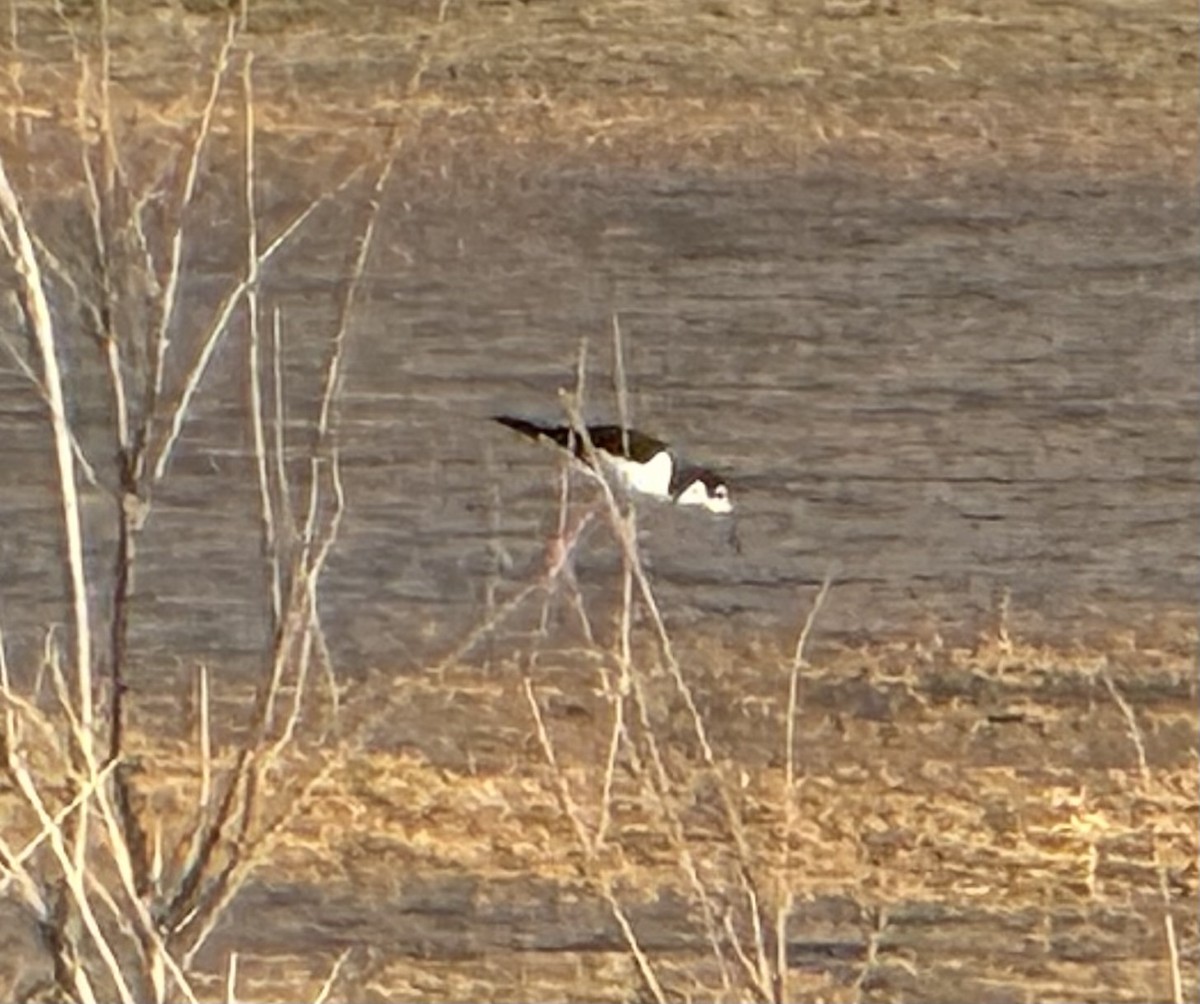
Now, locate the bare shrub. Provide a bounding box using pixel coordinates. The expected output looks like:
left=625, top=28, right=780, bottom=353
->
left=0, top=6, right=393, bottom=1000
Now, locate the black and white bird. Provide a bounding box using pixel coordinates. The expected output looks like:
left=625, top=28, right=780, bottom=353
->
left=494, top=415, right=732, bottom=515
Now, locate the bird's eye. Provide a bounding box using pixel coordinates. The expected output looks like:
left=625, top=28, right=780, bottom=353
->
left=715, top=485, right=728, bottom=498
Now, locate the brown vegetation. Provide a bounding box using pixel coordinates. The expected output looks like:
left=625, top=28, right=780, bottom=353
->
left=3, top=1, right=1196, bottom=177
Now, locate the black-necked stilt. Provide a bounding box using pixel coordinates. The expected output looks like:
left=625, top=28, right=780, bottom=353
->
left=494, top=415, right=733, bottom=515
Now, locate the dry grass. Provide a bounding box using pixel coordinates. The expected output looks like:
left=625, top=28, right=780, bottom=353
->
left=4, top=629, right=1192, bottom=1001
left=1, top=0, right=1195, bottom=179
left=291, top=634, right=1199, bottom=1002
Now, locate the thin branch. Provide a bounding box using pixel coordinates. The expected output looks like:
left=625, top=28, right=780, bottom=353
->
left=1099, top=662, right=1182, bottom=1004
left=851, top=906, right=888, bottom=1004
left=166, top=149, right=393, bottom=960
left=43, top=644, right=197, bottom=1003
left=196, top=663, right=212, bottom=812
left=4, top=744, right=135, bottom=1004
left=150, top=176, right=352, bottom=483
left=0, top=832, right=49, bottom=923
left=0, top=329, right=103, bottom=489
left=269, top=306, right=294, bottom=544
left=557, top=357, right=770, bottom=997
left=522, top=675, right=667, bottom=1004
left=1, top=750, right=118, bottom=877
left=0, top=629, right=51, bottom=923
left=145, top=15, right=238, bottom=444
left=722, top=911, right=774, bottom=1002
left=312, top=948, right=352, bottom=1004
left=179, top=757, right=336, bottom=968
left=780, top=563, right=836, bottom=1004
left=310, top=146, right=398, bottom=463
left=242, top=54, right=283, bottom=631
left=0, top=159, right=92, bottom=740
left=225, top=951, right=239, bottom=1004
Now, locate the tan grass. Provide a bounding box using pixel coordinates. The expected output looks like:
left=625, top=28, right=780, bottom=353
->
left=1, top=626, right=1193, bottom=1001
left=4, top=629, right=1183, bottom=1001
left=3, top=1, right=1195, bottom=178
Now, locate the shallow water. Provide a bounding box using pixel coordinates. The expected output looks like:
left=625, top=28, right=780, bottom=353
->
left=0, top=163, right=1195, bottom=679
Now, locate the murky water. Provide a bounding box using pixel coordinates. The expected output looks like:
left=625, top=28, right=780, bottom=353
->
left=0, top=163, right=1195, bottom=680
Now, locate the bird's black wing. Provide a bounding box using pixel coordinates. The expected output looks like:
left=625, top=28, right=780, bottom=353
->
left=493, top=415, right=574, bottom=450
left=586, top=425, right=668, bottom=462
left=495, top=417, right=668, bottom=465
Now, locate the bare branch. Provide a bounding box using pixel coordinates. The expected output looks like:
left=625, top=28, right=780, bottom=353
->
left=0, top=328, right=104, bottom=490
left=150, top=169, right=362, bottom=484
left=312, top=948, right=352, bottom=1004
left=4, top=742, right=135, bottom=1004
left=1099, top=663, right=1182, bottom=1004
left=145, top=15, right=239, bottom=439
left=0, top=155, right=94, bottom=764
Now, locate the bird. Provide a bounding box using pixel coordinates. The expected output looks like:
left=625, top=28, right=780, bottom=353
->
left=493, top=415, right=732, bottom=515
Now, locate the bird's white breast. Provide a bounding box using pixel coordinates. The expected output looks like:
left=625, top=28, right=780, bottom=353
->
left=601, top=450, right=674, bottom=500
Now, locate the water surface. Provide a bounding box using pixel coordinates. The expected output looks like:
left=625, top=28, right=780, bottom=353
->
left=0, top=163, right=1194, bottom=679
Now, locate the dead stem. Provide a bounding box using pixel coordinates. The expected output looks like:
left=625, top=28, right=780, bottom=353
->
left=522, top=674, right=668, bottom=1004
left=1099, top=662, right=1182, bottom=1004
left=775, top=571, right=835, bottom=997
left=244, top=53, right=284, bottom=631
left=179, top=756, right=337, bottom=968
left=225, top=951, right=239, bottom=1004
left=165, top=147, right=394, bottom=967
left=150, top=163, right=364, bottom=485
left=145, top=15, right=239, bottom=435
left=851, top=906, right=888, bottom=1003
left=312, top=948, right=353, bottom=1004
left=612, top=314, right=631, bottom=456
left=4, top=735, right=134, bottom=1004
left=45, top=646, right=197, bottom=1003
left=0, top=156, right=97, bottom=937
left=195, top=664, right=212, bottom=816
